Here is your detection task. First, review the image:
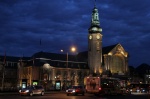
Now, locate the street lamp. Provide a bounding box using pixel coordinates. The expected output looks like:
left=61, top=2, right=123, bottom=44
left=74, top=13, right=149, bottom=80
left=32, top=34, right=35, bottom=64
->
left=61, top=46, right=76, bottom=68
left=60, top=46, right=77, bottom=90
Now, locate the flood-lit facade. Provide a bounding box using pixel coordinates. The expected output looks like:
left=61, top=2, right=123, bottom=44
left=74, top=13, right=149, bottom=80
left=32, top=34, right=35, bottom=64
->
left=103, top=44, right=128, bottom=75
left=88, top=4, right=128, bottom=75
left=17, top=52, right=89, bottom=90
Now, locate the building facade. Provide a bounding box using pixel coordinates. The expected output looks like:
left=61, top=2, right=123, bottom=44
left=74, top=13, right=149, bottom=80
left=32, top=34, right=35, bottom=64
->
left=103, top=44, right=128, bottom=75
left=88, top=4, right=128, bottom=76
left=0, top=56, right=19, bottom=91
left=17, top=52, right=89, bottom=90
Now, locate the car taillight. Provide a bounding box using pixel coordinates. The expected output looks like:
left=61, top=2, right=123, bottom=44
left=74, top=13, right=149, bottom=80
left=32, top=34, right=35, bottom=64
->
left=99, top=87, right=101, bottom=90
left=75, top=89, right=77, bottom=92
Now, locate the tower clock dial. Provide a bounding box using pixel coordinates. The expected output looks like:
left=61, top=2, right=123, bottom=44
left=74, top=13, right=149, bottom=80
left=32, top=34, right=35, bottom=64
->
left=96, top=35, right=100, bottom=39
left=89, top=35, right=92, bottom=39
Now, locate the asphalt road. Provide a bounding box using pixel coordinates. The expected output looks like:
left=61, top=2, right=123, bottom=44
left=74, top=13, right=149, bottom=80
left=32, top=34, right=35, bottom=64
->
left=0, top=91, right=149, bottom=99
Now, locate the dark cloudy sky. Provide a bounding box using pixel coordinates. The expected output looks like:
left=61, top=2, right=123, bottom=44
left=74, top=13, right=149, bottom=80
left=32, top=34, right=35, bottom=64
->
left=0, top=0, right=150, bottom=67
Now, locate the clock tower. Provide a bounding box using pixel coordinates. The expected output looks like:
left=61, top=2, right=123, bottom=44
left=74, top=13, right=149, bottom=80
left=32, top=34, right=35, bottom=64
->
left=88, top=3, right=102, bottom=75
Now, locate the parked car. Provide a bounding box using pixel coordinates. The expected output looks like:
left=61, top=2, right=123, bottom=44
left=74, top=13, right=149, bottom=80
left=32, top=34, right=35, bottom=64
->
left=66, top=85, right=85, bottom=96
left=19, top=85, right=45, bottom=96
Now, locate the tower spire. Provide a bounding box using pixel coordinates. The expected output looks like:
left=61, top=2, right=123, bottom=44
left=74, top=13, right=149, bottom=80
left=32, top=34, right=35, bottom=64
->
left=88, top=0, right=102, bottom=33
left=91, top=0, right=100, bottom=26
left=94, top=0, right=96, bottom=8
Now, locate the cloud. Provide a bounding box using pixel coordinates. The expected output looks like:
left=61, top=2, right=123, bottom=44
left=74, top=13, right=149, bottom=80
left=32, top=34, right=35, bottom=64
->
left=0, top=0, right=149, bottom=67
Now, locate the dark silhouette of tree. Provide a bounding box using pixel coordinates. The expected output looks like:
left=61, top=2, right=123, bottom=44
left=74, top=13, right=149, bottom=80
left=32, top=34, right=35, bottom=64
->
left=135, top=63, right=150, bottom=78
left=128, top=66, right=136, bottom=76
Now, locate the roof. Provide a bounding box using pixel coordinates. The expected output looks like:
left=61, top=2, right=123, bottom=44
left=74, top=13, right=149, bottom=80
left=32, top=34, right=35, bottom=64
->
left=21, top=51, right=89, bottom=69
left=25, top=58, right=89, bottom=69
left=32, top=51, right=77, bottom=62
left=0, top=44, right=119, bottom=70
left=76, top=44, right=118, bottom=58
left=0, top=55, right=20, bottom=62
left=102, top=43, right=118, bottom=54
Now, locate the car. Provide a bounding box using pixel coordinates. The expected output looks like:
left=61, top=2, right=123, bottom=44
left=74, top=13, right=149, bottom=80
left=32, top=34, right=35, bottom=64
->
left=140, top=84, right=149, bottom=93
left=128, top=84, right=140, bottom=93
left=66, top=85, right=85, bottom=96
left=19, top=85, right=45, bottom=96
left=128, top=84, right=149, bottom=93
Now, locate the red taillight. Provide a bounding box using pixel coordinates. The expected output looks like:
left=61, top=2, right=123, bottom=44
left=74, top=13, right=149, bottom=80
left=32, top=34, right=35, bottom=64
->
left=75, top=89, right=79, bottom=92
left=99, top=87, right=101, bottom=90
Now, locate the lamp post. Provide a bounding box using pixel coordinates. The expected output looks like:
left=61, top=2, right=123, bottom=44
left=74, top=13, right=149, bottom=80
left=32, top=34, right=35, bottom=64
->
left=1, top=52, right=6, bottom=91
left=61, top=47, right=76, bottom=68
left=61, top=46, right=76, bottom=90
left=1, top=63, right=5, bottom=91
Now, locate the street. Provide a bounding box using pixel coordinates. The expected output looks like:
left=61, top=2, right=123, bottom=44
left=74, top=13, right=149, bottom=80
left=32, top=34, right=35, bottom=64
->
left=0, top=92, right=149, bottom=99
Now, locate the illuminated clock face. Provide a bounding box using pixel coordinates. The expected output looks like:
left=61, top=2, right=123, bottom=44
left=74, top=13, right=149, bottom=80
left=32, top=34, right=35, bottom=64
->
left=89, top=35, right=92, bottom=39
left=96, top=35, right=100, bottom=39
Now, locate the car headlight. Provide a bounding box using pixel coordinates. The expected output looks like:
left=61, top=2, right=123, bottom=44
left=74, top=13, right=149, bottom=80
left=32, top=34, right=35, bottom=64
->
left=72, top=89, right=75, bottom=92
left=25, top=90, right=29, bottom=92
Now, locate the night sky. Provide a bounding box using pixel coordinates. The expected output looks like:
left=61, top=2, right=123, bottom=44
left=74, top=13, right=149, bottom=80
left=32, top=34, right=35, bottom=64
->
left=0, top=0, right=150, bottom=67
